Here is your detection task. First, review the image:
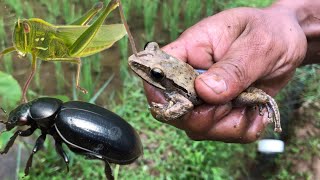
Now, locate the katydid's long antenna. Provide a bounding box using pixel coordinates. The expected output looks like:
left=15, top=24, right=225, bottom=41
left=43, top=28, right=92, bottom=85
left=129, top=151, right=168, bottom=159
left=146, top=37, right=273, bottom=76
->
left=117, top=0, right=138, bottom=56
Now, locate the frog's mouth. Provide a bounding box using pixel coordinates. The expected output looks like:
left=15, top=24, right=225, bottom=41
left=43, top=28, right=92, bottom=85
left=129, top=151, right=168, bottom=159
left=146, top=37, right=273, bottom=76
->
left=128, top=57, right=166, bottom=91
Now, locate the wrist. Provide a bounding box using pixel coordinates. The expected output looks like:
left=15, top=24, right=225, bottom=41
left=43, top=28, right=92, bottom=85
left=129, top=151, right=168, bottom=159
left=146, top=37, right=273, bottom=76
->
left=271, top=0, right=320, bottom=65
left=272, top=0, right=320, bottom=38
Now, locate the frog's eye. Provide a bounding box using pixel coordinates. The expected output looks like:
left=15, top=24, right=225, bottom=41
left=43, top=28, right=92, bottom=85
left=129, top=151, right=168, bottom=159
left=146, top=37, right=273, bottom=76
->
left=150, top=68, right=164, bottom=81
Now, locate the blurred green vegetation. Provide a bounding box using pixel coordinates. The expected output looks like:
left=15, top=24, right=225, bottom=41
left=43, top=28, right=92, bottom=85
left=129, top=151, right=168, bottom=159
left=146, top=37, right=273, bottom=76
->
left=0, top=0, right=319, bottom=180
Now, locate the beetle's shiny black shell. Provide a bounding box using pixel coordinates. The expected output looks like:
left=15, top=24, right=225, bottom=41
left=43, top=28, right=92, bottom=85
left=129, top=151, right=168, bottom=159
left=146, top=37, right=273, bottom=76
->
left=54, top=101, right=142, bottom=164
left=29, top=98, right=63, bottom=128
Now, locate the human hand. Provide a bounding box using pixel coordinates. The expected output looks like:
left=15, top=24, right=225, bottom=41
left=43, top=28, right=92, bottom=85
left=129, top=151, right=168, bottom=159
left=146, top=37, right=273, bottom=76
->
left=143, top=4, right=309, bottom=143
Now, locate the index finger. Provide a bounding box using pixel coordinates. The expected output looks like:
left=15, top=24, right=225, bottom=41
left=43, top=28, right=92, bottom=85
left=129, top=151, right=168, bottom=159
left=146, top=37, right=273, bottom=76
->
left=161, top=8, right=248, bottom=69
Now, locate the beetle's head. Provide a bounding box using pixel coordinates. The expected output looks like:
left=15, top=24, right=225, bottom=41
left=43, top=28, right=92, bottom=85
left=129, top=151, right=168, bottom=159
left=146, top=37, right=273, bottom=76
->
left=5, top=103, right=31, bottom=131
left=13, top=19, right=31, bottom=56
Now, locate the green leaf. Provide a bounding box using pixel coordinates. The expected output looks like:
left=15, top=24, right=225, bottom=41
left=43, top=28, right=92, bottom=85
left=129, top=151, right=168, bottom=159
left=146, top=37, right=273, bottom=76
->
left=0, top=71, right=21, bottom=109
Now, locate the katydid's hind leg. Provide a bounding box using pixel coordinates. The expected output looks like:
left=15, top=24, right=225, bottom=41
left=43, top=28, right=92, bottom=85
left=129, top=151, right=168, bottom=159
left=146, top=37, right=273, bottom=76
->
left=54, top=140, right=69, bottom=172
left=49, top=58, right=88, bottom=94
left=22, top=53, right=37, bottom=103
left=25, top=134, right=46, bottom=176
left=74, top=58, right=88, bottom=94
left=70, top=2, right=104, bottom=25
left=68, top=0, right=120, bottom=57
left=104, top=161, right=114, bottom=180
left=0, top=126, right=37, bottom=154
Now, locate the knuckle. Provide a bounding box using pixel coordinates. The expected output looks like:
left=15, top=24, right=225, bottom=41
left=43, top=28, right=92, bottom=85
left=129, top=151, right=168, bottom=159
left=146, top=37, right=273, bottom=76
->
left=249, top=28, right=276, bottom=56
left=244, top=13, right=282, bottom=57
left=287, top=29, right=307, bottom=65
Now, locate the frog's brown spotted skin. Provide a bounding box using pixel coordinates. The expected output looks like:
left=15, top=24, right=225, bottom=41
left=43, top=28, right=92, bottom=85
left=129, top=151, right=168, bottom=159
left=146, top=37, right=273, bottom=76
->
left=128, top=42, right=282, bottom=133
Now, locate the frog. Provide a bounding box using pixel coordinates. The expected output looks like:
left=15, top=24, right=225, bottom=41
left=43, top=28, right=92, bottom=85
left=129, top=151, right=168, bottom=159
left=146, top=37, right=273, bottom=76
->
left=128, top=42, right=282, bottom=133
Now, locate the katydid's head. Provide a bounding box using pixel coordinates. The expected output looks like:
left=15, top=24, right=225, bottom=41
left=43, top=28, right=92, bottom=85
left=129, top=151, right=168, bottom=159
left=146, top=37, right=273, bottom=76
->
left=13, top=19, right=31, bottom=55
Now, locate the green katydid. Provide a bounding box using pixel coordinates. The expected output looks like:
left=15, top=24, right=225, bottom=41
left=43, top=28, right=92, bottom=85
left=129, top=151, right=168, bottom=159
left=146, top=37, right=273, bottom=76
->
left=0, top=0, right=127, bottom=102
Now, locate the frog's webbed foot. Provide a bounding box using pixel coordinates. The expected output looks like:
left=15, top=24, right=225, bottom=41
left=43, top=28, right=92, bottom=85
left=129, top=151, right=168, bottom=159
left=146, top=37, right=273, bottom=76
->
left=232, top=87, right=282, bottom=133
left=150, top=92, right=193, bottom=121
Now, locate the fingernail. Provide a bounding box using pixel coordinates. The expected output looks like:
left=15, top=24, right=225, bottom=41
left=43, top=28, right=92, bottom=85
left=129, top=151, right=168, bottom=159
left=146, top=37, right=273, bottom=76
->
left=199, top=74, right=227, bottom=94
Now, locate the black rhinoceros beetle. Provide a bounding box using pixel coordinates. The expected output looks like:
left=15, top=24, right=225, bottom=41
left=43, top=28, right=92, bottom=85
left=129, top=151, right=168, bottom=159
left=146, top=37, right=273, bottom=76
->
left=0, top=97, right=143, bottom=180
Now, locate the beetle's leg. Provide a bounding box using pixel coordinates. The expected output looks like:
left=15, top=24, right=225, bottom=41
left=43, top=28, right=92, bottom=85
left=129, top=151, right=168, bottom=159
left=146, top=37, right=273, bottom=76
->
left=70, top=2, right=104, bottom=25
left=104, top=161, right=114, bottom=180
left=21, top=53, right=37, bottom=103
left=0, top=46, right=16, bottom=57
left=68, top=0, right=120, bottom=56
left=24, top=134, right=46, bottom=176
left=0, top=126, right=37, bottom=154
left=54, top=140, right=69, bottom=172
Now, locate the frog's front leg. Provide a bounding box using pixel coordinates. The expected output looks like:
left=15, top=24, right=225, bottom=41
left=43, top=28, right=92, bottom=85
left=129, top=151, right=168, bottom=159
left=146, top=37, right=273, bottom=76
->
left=232, top=87, right=282, bottom=133
left=150, top=92, right=194, bottom=121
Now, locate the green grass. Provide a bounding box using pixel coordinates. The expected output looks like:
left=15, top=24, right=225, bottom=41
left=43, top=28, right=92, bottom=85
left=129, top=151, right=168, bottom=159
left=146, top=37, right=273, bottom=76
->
left=23, top=1, right=34, bottom=18
left=33, top=59, right=42, bottom=95
left=283, top=68, right=319, bottom=177
left=54, top=62, right=65, bottom=94
left=143, top=0, right=159, bottom=41
left=119, top=37, right=129, bottom=80
left=4, top=0, right=23, bottom=17
left=184, top=1, right=203, bottom=28
left=2, top=53, right=13, bottom=74
left=0, top=0, right=319, bottom=179
left=224, top=0, right=274, bottom=8
left=0, top=18, right=6, bottom=39
left=62, top=0, right=77, bottom=24
left=162, top=0, right=181, bottom=41
left=118, top=0, right=130, bottom=80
